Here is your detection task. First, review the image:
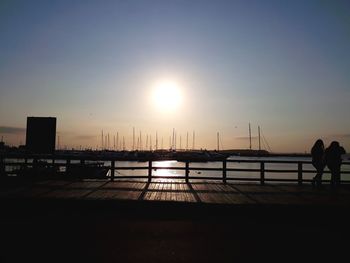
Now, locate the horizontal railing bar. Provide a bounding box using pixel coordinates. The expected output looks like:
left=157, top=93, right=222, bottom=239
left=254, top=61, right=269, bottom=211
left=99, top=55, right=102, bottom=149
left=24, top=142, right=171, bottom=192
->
left=114, top=167, right=148, bottom=170
left=227, top=159, right=350, bottom=165
left=226, top=159, right=311, bottom=164
left=2, top=156, right=350, bottom=165
left=226, top=168, right=262, bottom=172
left=4, top=162, right=350, bottom=174
left=187, top=167, right=223, bottom=171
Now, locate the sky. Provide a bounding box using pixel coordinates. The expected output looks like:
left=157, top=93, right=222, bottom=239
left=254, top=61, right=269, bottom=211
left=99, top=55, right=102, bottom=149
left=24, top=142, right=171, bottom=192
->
left=0, top=0, right=350, bottom=153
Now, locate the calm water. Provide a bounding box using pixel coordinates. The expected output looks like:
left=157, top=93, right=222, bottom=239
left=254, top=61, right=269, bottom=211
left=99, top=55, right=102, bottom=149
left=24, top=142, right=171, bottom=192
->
left=6, top=156, right=350, bottom=181
left=108, top=156, right=350, bottom=181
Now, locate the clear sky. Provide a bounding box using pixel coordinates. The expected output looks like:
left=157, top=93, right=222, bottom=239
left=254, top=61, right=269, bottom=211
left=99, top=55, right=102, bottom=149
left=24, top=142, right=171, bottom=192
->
left=0, top=0, right=349, bottom=152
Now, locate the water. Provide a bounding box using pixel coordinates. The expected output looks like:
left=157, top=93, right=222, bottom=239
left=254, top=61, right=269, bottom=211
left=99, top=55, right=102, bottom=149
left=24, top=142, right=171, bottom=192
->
left=5, top=156, right=350, bottom=181
left=106, top=156, right=350, bottom=181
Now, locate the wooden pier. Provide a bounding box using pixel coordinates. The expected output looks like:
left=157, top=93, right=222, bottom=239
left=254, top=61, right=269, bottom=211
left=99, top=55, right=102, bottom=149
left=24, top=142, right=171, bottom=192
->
left=2, top=178, right=350, bottom=207
left=1, top=178, right=350, bottom=263
left=2, top=154, right=350, bottom=262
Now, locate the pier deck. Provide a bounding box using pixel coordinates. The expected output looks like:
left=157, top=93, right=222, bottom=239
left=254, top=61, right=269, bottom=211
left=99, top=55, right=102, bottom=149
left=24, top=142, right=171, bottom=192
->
left=2, top=178, right=350, bottom=206
left=2, top=179, right=350, bottom=263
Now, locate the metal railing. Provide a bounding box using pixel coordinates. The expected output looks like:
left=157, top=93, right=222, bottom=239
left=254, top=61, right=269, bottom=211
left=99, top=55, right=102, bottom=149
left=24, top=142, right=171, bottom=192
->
left=1, top=154, right=350, bottom=185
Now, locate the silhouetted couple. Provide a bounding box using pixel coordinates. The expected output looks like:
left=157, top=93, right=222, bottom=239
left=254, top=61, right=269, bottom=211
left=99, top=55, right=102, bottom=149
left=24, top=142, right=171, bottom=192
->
left=311, top=139, right=346, bottom=188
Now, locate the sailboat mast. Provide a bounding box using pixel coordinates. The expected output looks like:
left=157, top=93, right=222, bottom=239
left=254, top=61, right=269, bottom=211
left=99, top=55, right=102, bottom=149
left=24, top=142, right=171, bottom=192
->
left=217, top=132, right=219, bottom=151
left=192, top=131, right=195, bottom=150
left=249, top=123, right=252, bottom=150
left=116, top=132, right=119, bottom=151
left=101, top=130, right=104, bottom=150
left=132, top=127, right=135, bottom=151
left=140, top=131, right=142, bottom=150
left=258, top=125, right=261, bottom=151
left=186, top=132, right=189, bottom=151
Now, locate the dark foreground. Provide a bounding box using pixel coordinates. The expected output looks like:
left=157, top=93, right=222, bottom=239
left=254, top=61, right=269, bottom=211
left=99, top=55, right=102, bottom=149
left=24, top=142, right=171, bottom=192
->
left=1, top=180, right=350, bottom=262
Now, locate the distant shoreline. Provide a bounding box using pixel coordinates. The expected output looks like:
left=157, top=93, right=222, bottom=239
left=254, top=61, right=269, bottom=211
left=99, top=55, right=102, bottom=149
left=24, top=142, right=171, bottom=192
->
left=1, top=148, right=312, bottom=162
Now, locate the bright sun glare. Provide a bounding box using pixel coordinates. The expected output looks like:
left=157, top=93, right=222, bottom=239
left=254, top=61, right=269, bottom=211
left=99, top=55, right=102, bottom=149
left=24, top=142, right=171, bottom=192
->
left=152, top=81, right=182, bottom=111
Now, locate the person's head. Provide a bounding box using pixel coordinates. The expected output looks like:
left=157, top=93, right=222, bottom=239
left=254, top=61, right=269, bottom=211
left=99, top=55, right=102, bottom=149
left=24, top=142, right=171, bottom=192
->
left=329, top=141, right=340, bottom=149
left=313, top=139, right=324, bottom=149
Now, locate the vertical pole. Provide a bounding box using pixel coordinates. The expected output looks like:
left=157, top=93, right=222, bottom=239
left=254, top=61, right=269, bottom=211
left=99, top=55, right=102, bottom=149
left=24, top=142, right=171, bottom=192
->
left=186, top=132, right=189, bottom=151
left=139, top=131, right=142, bottom=151
left=52, top=157, right=55, bottom=171
left=66, top=158, right=71, bottom=174
left=1, top=156, right=5, bottom=176
left=111, top=160, right=115, bottom=181
left=133, top=127, right=135, bottom=151
left=258, top=126, right=261, bottom=151
left=148, top=160, right=152, bottom=182
left=260, top=162, right=265, bottom=185
left=116, top=132, right=119, bottom=151
left=156, top=132, right=158, bottom=150
left=101, top=130, right=104, bottom=150
left=217, top=132, right=220, bottom=151
left=193, top=131, right=195, bottom=150
left=172, top=128, right=175, bottom=150
left=185, top=161, right=189, bottom=183
left=223, top=160, right=227, bottom=184
left=249, top=123, right=252, bottom=150
left=298, top=162, right=303, bottom=186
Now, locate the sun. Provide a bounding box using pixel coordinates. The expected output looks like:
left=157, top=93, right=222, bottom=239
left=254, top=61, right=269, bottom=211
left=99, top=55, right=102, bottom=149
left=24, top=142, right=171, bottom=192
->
left=152, top=80, right=182, bottom=111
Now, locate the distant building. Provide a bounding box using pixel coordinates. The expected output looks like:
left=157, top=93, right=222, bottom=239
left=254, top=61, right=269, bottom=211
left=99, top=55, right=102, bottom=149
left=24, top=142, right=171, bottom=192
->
left=26, top=117, right=56, bottom=154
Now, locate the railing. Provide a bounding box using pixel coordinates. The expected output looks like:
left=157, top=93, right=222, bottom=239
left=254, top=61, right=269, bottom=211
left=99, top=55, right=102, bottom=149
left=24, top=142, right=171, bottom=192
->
left=1, top=154, right=350, bottom=185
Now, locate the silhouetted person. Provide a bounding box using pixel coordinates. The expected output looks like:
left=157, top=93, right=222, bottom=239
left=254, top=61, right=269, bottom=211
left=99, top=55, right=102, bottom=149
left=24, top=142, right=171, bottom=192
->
left=325, top=141, right=346, bottom=188
left=311, top=139, right=325, bottom=187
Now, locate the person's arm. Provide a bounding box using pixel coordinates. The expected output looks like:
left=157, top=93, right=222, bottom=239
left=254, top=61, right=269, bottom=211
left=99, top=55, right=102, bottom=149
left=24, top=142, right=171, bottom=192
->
left=340, top=147, right=348, bottom=160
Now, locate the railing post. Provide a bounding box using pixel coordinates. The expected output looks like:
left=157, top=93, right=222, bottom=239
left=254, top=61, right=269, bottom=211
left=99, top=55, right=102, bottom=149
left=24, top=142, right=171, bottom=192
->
left=0, top=156, right=4, bottom=176
left=66, top=158, right=71, bottom=172
left=223, top=160, right=227, bottom=184
left=298, top=162, right=303, bottom=186
left=111, top=160, right=115, bottom=181
left=80, top=159, right=85, bottom=165
left=260, top=162, right=265, bottom=185
left=148, top=160, right=152, bottom=182
left=185, top=161, right=189, bottom=183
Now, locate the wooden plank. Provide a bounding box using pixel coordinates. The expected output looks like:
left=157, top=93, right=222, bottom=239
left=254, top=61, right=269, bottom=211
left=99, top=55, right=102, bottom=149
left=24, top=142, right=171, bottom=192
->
left=155, top=183, right=163, bottom=201
left=247, top=193, right=306, bottom=205
left=233, top=184, right=283, bottom=193
left=224, top=193, right=256, bottom=204
left=65, top=181, right=106, bottom=189
left=180, top=183, right=190, bottom=202
left=4, top=179, right=350, bottom=206
left=42, top=189, right=93, bottom=199
left=86, top=189, right=119, bottom=200
left=35, top=180, right=71, bottom=187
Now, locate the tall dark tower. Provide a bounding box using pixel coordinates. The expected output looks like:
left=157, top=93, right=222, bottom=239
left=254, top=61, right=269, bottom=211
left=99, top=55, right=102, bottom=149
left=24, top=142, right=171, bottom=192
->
left=26, top=117, right=56, bottom=154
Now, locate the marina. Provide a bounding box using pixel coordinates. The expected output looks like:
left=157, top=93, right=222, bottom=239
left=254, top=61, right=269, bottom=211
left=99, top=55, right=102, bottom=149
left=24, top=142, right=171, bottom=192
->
left=2, top=153, right=350, bottom=183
